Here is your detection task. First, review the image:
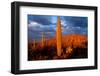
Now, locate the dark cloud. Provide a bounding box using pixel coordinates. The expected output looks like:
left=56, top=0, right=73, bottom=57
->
left=28, top=23, right=55, bottom=33
left=61, top=16, right=88, bottom=35
left=28, top=31, right=55, bottom=41
left=28, top=26, right=56, bottom=41
left=62, top=25, right=87, bottom=36
left=28, top=15, right=53, bottom=25
left=28, top=15, right=88, bottom=41
left=42, top=26, right=56, bottom=32
left=28, top=30, right=42, bottom=41
left=62, top=16, right=88, bottom=28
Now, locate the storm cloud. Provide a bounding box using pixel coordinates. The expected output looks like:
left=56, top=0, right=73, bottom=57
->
left=28, top=15, right=88, bottom=41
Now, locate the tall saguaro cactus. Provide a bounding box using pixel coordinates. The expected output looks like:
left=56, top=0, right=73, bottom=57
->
left=56, top=16, right=62, bottom=56
left=41, top=32, right=45, bottom=47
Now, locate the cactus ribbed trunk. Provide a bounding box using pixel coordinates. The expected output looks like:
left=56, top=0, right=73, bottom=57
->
left=56, top=16, right=62, bottom=56
left=42, top=32, right=45, bottom=47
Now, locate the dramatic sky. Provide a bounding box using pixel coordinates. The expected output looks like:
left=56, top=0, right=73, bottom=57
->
left=28, top=15, right=88, bottom=41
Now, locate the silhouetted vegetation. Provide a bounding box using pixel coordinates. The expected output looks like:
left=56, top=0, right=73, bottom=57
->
left=28, top=34, right=88, bottom=61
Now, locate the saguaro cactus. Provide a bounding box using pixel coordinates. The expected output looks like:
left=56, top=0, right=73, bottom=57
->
left=56, top=16, right=62, bottom=56
left=41, top=32, right=45, bottom=47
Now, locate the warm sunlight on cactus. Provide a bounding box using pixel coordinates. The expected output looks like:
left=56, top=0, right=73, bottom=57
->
left=56, top=16, right=62, bottom=57
left=28, top=15, right=88, bottom=61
